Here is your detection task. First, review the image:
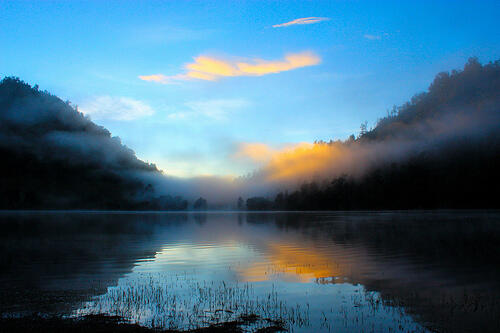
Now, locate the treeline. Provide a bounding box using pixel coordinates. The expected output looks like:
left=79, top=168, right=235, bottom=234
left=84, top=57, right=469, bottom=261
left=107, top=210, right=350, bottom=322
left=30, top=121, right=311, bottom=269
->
left=245, top=58, right=500, bottom=210
left=247, top=145, right=499, bottom=210
left=0, top=77, right=187, bottom=210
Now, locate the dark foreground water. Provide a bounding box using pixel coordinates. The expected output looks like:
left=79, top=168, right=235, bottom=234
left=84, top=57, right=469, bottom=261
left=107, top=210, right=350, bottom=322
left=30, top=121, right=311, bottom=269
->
left=0, top=211, right=499, bottom=332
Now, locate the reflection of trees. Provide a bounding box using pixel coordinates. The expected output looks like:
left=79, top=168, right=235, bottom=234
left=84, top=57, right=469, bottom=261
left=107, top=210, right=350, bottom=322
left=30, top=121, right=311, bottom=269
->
left=193, top=197, right=208, bottom=210
left=0, top=212, right=188, bottom=315
left=193, top=212, right=207, bottom=225
left=2, top=211, right=499, bottom=332
left=249, top=211, right=500, bottom=333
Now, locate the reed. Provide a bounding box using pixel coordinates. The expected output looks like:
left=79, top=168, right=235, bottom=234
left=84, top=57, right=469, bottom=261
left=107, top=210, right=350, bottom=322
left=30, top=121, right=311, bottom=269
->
left=74, top=273, right=309, bottom=331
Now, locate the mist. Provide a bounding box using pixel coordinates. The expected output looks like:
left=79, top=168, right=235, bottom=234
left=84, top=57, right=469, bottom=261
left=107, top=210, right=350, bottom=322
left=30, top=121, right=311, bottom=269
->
left=200, top=58, right=500, bottom=207
left=0, top=77, right=165, bottom=209
left=1, top=58, right=499, bottom=209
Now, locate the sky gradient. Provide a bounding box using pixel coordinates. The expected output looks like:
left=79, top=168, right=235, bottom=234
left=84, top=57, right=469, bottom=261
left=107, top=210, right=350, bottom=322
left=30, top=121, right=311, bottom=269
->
left=1, top=0, right=499, bottom=177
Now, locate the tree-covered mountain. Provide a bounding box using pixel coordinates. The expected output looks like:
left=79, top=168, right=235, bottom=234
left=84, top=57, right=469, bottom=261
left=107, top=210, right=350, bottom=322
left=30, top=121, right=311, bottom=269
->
left=0, top=77, right=186, bottom=210
left=246, top=58, right=500, bottom=210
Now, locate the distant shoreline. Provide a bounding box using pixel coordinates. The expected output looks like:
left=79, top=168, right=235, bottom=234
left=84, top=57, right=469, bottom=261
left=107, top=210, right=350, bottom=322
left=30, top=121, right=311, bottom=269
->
left=1, top=209, right=498, bottom=213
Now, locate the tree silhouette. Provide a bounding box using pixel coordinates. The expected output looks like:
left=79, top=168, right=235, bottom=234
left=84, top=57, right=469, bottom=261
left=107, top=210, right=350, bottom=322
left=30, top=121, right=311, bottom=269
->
left=193, top=197, right=208, bottom=210
left=237, top=197, right=244, bottom=210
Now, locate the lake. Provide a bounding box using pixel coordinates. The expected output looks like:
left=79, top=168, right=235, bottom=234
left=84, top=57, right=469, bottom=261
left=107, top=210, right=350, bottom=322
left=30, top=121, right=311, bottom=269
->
left=0, top=211, right=499, bottom=332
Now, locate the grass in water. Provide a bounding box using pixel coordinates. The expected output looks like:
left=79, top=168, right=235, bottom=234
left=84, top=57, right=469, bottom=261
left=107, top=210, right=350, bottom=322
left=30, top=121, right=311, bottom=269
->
left=74, top=274, right=308, bottom=331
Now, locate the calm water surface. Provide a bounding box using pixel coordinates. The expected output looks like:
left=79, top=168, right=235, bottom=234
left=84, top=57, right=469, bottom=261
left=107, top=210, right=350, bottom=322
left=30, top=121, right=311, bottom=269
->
left=1, top=211, right=499, bottom=332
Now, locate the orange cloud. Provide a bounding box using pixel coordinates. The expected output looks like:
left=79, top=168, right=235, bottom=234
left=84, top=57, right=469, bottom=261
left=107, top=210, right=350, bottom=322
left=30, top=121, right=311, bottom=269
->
left=139, top=51, right=321, bottom=83
left=235, top=141, right=355, bottom=182
left=236, top=52, right=320, bottom=75
left=272, top=17, right=330, bottom=28
left=266, top=143, right=346, bottom=181
left=234, top=143, right=277, bottom=163
left=186, top=56, right=241, bottom=78
left=138, top=74, right=168, bottom=83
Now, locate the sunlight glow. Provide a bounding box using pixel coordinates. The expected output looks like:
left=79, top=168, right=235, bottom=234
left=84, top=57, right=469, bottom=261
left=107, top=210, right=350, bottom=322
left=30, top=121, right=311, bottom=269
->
left=236, top=142, right=350, bottom=182
left=265, top=143, right=345, bottom=181
left=238, top=242, right=344, bottom=282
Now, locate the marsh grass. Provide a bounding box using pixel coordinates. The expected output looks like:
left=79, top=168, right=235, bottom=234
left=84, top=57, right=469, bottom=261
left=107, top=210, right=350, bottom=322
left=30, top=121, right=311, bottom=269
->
left=74, top=273, right=308, bottom=331
left=72, top=273, right=435, bottom=332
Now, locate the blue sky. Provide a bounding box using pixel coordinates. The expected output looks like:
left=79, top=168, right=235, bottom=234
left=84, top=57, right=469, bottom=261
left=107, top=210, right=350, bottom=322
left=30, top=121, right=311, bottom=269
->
left=1, top=0, right=499, bottom=177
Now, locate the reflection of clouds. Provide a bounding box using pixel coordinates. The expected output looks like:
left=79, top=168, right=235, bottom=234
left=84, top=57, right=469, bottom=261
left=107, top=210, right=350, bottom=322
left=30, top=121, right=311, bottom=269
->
left=227, top=233, right=371, bottom=283
left=125, top=215, right=368, bottom=284
left=135, top=241, right=257, bottom=275
left=237, top=241, right=346, bottom=282
left=4, top=212, right=497, bottom=332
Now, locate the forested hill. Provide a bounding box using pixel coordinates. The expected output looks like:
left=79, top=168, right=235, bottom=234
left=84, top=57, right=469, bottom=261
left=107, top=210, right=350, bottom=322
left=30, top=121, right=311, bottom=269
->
left=361, top=57, right=500, bottom=142
left=246, top=58, right=500, bottom=210
left=0, top=77, right=186, bottom=210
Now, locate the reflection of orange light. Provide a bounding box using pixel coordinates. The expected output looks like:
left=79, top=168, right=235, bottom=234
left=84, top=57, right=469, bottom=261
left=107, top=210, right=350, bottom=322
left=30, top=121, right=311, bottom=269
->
left=238, top=242, right=345, bottom=282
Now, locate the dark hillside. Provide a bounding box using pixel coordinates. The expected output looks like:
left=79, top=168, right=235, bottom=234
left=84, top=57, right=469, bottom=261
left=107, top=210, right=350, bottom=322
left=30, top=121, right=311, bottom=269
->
left=0, top=77, right=185, bottom=210
left=252, top=58, right=500, bottom=210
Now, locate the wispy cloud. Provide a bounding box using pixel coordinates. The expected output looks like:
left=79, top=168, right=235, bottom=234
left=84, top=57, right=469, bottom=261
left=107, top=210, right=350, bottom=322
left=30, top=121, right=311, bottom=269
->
left=364, top=34, right=382, bottom=40
left=80, top=96, right=154, bottom=121
left=139, top=51, right=321, bottom=84
left=130, top=25, right=213, bottom=45
left=272, top=17, right=330, bottom=28
left=168, top=99, right=249, bottom=121
left=137, top=74, right=171, bottom=84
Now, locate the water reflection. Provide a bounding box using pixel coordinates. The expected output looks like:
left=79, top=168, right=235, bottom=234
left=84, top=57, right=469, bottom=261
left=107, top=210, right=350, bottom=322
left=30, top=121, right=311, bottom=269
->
left=0, top=211, right=499, bottom=332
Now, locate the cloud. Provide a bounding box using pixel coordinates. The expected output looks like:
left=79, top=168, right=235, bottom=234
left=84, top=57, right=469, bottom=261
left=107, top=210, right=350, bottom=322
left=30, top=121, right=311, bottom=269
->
left=234, top=142, right=314, bottom=166
left=234, top=140, right=400, bottom=183
left=234, top=143, right=278, bottom=163
left=262, top=142, right=352, bottom=181
left=80, top=96, right=155, bottom=121
left=168, top=99, right=249, bottom=121
left=139, top=51, right=321, bottom=83
left=364, top=34, right=382, bottom=40
left=272, top=17, right=330, bottom=28
left=137, top=74, right=171, bottom=84
left=236, top=142, right=343, bottom=181
left=130, top=25, right=213, bottom=44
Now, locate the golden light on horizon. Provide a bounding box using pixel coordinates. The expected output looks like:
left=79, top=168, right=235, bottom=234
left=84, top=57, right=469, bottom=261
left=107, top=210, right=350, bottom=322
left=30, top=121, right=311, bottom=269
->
left=235, top=141, right=352, bottom=182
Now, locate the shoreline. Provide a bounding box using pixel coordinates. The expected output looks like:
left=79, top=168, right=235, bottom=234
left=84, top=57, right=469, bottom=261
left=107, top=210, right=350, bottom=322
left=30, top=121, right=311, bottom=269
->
left=0, top=314, right=286, bottom=333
